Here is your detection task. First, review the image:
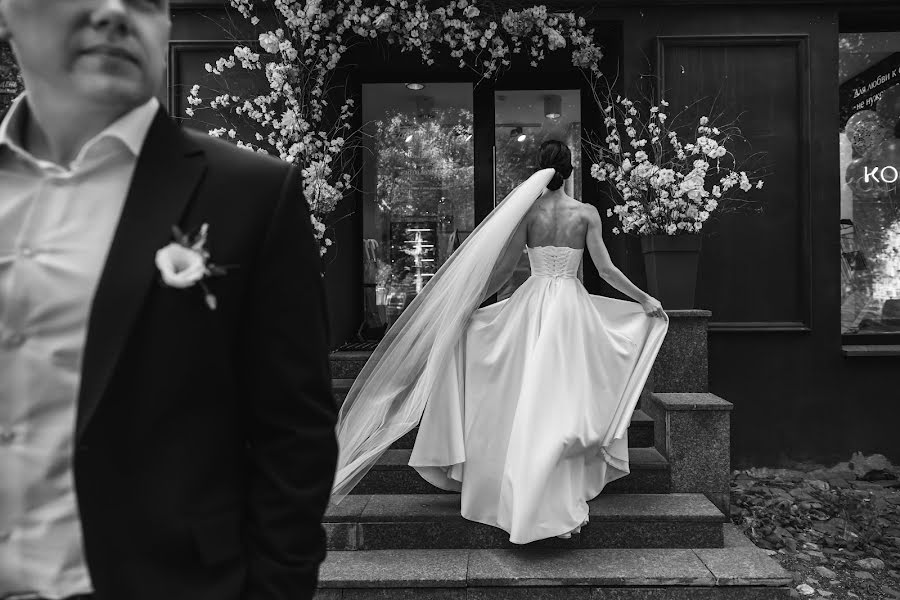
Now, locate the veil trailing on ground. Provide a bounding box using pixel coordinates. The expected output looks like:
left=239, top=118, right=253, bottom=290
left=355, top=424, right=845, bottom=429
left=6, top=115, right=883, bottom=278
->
left=331, top=168, right=556, bottom=504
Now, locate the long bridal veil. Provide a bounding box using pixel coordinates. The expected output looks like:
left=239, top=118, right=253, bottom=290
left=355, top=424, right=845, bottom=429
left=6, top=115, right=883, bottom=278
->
left=331, top=168, right=556, bottom=504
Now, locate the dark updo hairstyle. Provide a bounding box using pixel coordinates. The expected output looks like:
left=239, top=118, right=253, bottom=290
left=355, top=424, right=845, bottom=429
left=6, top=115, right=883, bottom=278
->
left=538, top=140, right=573, bottom=191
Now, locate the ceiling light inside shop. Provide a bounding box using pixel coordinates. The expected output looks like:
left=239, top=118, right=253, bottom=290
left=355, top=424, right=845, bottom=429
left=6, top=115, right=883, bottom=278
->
left=406, top=83, right=425, bottom=90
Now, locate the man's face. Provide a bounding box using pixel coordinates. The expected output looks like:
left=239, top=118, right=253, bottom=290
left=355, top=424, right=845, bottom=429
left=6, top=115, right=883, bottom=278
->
left=0, top=0, right=171, bottom=110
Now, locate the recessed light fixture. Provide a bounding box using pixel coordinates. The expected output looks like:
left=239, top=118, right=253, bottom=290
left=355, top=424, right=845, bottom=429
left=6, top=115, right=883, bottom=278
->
left=508, top=127, right=528, bottom=143
left=406, top=83, right=425, bottom=91
left=544, top=94, right=562, bottom=119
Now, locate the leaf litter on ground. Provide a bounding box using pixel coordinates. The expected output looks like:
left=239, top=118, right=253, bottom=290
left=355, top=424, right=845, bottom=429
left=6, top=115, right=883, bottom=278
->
left=732, top=451, right=900, bottom=599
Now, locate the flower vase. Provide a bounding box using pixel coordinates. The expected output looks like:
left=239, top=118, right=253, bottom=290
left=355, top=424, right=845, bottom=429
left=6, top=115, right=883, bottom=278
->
left=640, top=234, right=702, bottom=309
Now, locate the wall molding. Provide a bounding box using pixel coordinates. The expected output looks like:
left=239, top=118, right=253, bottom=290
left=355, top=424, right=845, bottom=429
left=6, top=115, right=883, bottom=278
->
left=656, top=34, right=813, bottom=333
left=167, top=40, right=255, bottom=114
left=710, top=322, right=812, bottom=333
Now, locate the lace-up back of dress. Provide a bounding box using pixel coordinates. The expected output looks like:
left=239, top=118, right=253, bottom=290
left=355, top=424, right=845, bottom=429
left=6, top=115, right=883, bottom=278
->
left=527, top=246, right=583, bottom=279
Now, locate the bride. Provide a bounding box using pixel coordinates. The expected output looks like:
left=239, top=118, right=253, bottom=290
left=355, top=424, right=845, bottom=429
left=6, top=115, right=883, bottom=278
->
left=332, top=140, right=669, bottom=544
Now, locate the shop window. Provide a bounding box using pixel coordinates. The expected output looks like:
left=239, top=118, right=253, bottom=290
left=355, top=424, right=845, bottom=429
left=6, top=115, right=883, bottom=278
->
left=839, top=31, right=900, bottom=336
left=360, top=83, right=475, bottom=338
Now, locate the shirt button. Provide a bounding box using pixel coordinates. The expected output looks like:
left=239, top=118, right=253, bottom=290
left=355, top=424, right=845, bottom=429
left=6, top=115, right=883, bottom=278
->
left=20, top=247, right=35, bottom=259
left=3, top=332, right=26, bottom=349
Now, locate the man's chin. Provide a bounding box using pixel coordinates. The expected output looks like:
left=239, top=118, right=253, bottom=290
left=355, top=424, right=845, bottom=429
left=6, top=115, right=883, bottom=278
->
left=74, top=75, right=154, bottom=111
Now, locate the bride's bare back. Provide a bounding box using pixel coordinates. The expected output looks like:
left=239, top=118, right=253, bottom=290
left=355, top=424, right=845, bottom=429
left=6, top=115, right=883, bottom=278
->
left=525, top=191, right=590, bottom=249
left=487, top=181, right=664, bottom=318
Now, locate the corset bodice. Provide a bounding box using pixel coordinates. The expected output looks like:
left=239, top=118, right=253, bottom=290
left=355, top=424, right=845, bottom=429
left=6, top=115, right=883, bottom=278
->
left=527, top=245, right=583, bottom=279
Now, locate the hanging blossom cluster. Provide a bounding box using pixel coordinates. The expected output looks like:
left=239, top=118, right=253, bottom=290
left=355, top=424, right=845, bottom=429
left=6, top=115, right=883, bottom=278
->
left=187, top=0, right=603, bottom=256
left=586, top=95, right=765, bottom=236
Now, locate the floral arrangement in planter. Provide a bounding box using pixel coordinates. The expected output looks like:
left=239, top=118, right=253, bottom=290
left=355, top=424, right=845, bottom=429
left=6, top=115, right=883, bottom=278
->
left=186, top=0, right=604, bottom=257
left=585, top=88, right=766, bottom=237
left=583, top=81, right=768, bottom=308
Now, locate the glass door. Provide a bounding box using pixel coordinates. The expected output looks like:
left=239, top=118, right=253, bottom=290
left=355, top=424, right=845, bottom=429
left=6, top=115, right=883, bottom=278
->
left=360, top=83, right=475, bottom=336
left=358, top=84, right=584, bottom=337
left=494, top=89, right=583, bottom=299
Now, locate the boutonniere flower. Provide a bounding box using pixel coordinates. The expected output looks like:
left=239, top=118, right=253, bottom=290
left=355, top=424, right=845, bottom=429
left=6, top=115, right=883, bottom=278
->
left=155, top=223, right=230, bottom=310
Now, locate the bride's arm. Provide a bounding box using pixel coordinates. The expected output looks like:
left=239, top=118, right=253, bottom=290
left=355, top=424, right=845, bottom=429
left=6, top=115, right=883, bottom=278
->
left=584, top=205, right=665, bottom=317
left=483, top=217, right=528, bottom=299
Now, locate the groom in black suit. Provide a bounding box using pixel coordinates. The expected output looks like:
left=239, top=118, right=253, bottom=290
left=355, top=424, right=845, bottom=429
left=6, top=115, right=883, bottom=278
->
left=0, top=1, right=337, bottom=599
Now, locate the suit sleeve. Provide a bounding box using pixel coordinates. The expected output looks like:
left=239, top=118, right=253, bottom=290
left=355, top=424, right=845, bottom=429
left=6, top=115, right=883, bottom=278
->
left=240, top=164, right=338, bottom=600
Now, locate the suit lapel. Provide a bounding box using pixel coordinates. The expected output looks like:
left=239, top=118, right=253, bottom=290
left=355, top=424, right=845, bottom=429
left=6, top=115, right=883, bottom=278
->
left=76, top=109, right=207, bottom=439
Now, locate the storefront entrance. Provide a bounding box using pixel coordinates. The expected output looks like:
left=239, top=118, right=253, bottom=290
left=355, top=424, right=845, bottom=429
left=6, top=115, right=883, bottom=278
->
left=358, top=82, right=584, bottom=339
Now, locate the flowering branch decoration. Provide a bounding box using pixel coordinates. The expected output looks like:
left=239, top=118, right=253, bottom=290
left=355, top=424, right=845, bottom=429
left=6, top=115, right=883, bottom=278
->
left=185, top=0, right=604, bottom=257
left=155, top=224, right=231, bottom=310
left=584, top=78, right=767, bottom=236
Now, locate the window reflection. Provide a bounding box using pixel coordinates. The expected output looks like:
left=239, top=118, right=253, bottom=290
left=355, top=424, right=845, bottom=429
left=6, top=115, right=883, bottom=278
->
left=361, top=83, right=474, bottom=337
left=838, top=34, right=900, bottom=334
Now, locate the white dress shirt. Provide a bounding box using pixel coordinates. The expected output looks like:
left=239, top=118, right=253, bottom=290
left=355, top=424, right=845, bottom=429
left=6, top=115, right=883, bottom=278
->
left=0, top=94, right=159, bottom=599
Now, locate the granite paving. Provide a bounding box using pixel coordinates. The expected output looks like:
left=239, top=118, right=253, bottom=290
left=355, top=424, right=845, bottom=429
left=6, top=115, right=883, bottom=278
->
left=319, top=549, right=469, bottom=588
left=318, top=531, right=792, bottom=597
left=466, top=548, right=715, bottom=586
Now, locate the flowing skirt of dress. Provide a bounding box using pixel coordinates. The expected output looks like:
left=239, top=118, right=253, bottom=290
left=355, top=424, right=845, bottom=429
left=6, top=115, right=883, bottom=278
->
left=408, top=249, right=669, bottom=544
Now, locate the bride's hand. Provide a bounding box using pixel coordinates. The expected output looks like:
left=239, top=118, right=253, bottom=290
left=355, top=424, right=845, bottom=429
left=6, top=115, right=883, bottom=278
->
left=641, top=295, right=665, bottom=318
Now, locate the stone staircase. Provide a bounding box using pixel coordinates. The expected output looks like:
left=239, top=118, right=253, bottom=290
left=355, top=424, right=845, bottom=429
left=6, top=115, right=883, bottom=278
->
left=317, top=310, right=792, bottom=599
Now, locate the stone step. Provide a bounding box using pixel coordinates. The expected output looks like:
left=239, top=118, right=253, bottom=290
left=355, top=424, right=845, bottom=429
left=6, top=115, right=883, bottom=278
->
left=315, top=524, right=792, bottom=599
left=325, top=492, right=726, bottom=551
left=643, top=392, right=734, bottom=517
left=331, top=351, right=375, bottom=379
left=351, top=448, right=671, bottom=495
left=332, top=378, right=656, bottom=449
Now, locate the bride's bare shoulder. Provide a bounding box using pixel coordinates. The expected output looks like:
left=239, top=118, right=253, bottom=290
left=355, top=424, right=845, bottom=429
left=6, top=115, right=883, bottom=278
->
left=573, top=199, right=600, bottom=220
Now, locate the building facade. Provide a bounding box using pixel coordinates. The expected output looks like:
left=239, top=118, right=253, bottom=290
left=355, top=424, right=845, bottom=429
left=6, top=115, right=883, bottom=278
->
left=43, top=0, right=900, bottom=466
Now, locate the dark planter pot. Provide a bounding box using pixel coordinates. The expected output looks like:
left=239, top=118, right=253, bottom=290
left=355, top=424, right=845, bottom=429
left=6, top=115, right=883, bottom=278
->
left=640, top=234, right=702, bottom=310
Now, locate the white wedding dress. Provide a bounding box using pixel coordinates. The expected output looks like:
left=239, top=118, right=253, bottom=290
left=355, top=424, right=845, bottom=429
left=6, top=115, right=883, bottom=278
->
left=331, top=170, right=667, bottom=544
left=408, top=245, right=668, bottom=544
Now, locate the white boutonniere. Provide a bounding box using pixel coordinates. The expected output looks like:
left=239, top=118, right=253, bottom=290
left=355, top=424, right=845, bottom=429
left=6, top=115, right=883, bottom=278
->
left=155, top=223, right=230, bottom=310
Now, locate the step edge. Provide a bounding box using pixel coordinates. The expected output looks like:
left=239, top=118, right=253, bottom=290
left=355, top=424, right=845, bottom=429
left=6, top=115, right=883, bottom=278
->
left=375, top=447, right=668, bottom=469
left=327, top=493, right=726, bottom=523
left=319, top=546, right=791, bottom=588
left=318, top=581, right=794, bottom=589
left=649, top=392, right=734, bottom=411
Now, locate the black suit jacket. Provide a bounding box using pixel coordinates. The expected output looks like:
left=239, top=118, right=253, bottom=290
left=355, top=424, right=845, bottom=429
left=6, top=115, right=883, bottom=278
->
left=72, top=109, right=338, bottom=600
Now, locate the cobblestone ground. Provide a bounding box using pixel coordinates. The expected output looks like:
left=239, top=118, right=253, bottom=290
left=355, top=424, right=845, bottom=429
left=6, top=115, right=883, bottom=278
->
left=731, top=452, right=900, bottom=599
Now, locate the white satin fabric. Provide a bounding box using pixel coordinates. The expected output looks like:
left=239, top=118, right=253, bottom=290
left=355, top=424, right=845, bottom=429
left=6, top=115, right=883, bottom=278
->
left=409, top=245, right=669, bottom=544
left=332, top=169, right=558, bottom=503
